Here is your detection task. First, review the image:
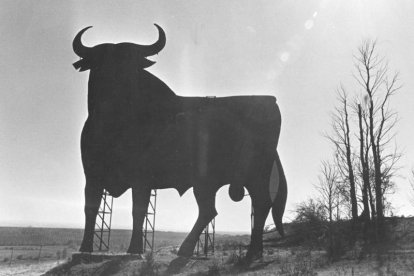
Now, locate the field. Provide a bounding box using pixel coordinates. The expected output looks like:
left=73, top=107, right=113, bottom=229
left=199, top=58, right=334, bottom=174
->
left=0, top=227, right=248, bottom=275
left=2, top=218, right=414, bottom=275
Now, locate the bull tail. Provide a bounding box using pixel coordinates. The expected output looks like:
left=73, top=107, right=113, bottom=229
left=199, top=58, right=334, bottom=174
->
left=271, top=151, right=287, bottom=237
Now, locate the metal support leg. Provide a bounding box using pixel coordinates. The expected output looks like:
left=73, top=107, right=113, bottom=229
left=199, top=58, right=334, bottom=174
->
left=143, top=189, right=157, bottom=253
left=93, top=190, right=113, bottom=251
left=195, top=218, right=215, bottom=257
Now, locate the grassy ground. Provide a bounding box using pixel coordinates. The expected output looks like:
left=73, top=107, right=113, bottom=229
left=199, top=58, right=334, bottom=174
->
left=3, top=217, right=414, bottom=275
left=0, top=245, right=75, bottom=276
left=39, top=246, right=414, bottom=275
left=0, top=260, right=59, bottom=276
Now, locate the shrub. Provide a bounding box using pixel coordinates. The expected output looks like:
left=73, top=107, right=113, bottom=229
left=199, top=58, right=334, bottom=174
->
left=170, top=247, right=178, bottom=255
left=279, top=251, right=317, bottom=276
left=138, top=253, right=159, bottom=276
left=62, top=248, right=68, bottom=259
left=220, top=241, right=237, bottom=251
left=291, top=199, right=328, bottom=247
left=226, top=252, right=240, bottom=265
left=325, top=224, right=348, bottom=261
left=292, top=199, right=352, bottom=261
left=226, top=245, right=246, bottom=267
left=207, top=261, right=221, bottom=276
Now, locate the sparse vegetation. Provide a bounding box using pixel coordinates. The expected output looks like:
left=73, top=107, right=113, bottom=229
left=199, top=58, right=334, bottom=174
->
left=279, top=251, right=317, bottom=276
left=3, top=221, right=414, bottom=275
left=206, top=260, right=221, bottom=276
left=170, top=246, right=178, bottom=255
left=290, top=199, right=327, bottom=247
left=138, top=252, right=159, bottom=276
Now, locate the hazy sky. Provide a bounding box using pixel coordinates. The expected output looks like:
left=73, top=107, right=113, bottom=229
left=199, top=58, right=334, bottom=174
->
left=1, top=0, right=414, bottom=232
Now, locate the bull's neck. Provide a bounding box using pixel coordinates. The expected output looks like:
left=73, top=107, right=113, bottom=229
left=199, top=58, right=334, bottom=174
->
left=86, top=69, right=177, bottom=117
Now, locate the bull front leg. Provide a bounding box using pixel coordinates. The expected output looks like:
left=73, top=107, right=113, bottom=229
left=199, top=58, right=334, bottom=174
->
left=177, top=190, right=217, bottom=257
left=79, top=183, right=103, bottom=252
left=168, top=189, right=217, bottom=274
left=127, top=186, right=151, bottom=254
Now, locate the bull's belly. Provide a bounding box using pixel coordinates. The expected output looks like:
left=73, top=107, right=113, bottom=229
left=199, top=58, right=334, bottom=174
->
left=81, top=144, right=233, bottom=197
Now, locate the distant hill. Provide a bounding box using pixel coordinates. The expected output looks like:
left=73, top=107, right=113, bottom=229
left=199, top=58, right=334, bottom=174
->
left=0, top=227, right=249, bottom=251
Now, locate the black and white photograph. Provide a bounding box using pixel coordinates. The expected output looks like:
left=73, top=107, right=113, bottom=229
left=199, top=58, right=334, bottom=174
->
left=1, top=1, right=414, bottom=275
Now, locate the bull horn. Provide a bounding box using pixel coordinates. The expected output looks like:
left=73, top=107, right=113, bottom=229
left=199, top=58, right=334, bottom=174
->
left=73, top=26, right=93, bottom=57
left=138, top=24, right=166, bottom=56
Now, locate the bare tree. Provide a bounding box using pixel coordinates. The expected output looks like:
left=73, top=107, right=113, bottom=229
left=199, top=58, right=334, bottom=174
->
left=353, top=39, right=401, bottom=234
left=316, top=160, right=341, bottom=223
left=325, top=88, right=358, bottom=220
left=356, top=103, right=373, bottom=221
left=409, top=169, right=414, bottom=207
left=322, top=39, right=402, bottom=243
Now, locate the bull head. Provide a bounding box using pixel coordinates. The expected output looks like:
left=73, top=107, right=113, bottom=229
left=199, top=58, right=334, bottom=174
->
left=72, top=24, right=166, bottom=71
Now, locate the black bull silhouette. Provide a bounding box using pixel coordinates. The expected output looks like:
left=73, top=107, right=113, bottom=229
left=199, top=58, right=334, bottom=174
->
left=73, top=24, right=287, bottom=260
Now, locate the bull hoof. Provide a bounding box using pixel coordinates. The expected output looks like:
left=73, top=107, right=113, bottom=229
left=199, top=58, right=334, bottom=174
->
left=245, top=250, right=263, bottom=263
left=276, top=221, right=285, bottom=238
left=177, top=245, right=194, bottom=258
left=126, top=247, right=142, bottom=255
left=79, top=244, right=93, bottom=253
left=167, top=256, right=190, bottom=274
left=128, top=253, right=143, bottom=260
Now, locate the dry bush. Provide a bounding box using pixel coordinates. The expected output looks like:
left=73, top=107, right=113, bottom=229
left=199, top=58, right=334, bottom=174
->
left=279, top=250, right=317, bottom=276
left=292, top=199, right=354, bottom=261
left=226, top=250, right=245, bottom=267
left=290, top=199, right=327, bottom=247
left=138, top=252, right=159, bottom=276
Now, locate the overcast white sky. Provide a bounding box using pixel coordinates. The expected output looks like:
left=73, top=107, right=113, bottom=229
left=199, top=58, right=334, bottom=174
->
left=1, top=0, right=414, bottom=232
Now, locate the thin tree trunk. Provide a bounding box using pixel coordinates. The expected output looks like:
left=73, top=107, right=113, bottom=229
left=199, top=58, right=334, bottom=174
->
left=344, top=97, right=358, bottom=220
left=358, top=104, right=370, bottom=221
left=368, top=97, right=384, bottom=239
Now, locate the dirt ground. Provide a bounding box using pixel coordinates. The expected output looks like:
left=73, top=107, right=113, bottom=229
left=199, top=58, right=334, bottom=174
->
left=4, top=218, right=414, bottom=275
left=0, top=260, right=59, bottom=276
left=38, top=246, right=414, bottom=275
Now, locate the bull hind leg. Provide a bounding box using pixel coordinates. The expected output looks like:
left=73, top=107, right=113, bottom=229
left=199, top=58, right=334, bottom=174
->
left=80, top=184, right=103, bottom=252
left=271, top=151, right=287, bottom=237
left=245, top=155, right=274, bottom=262
left=246, top=196, right=272, bottom=262
left=177, top=190, right=217, bottom=257
left=127, top=186, right=151, bottom=254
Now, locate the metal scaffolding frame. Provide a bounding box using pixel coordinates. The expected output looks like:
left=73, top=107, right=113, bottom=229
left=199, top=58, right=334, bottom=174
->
left=143, top=189, right=157, bottom=253
left=93, top=189, right=113, bottom=251
left=91, top=189, right=260, bottom=255
left=92, top=189, right=157, bottom=253
left=251, top=203, right=255, bottom=233
left=91, top=188, right=264, bottom=255
left=195, top=218, right=215, bottom=256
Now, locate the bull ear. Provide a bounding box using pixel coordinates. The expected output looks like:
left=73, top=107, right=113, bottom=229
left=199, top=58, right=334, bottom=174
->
left=73, top=58, right=92, bottom=71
